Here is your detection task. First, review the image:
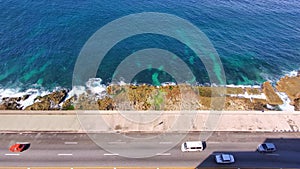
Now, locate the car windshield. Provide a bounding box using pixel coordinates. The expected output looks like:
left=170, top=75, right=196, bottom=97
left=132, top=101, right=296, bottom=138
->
left=262, top=144, right=268, bottom=149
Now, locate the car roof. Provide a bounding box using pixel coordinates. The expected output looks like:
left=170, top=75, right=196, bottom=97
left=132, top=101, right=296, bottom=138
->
left=184, top=141, right=203, bottom=147
left=221, top=154, right=231, bottom=161
left=16, top=142, right=30, bottom=144
left=264, top=143, right=275, bottom=148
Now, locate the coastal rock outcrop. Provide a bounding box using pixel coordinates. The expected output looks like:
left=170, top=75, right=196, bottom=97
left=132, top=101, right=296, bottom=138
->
left=0, top=97, right=23, bottom=110
left=25, top=90, right=68, bottom=110
left=98, top=96, right=115, bottom=110
left=276, top=72, right=300, bottom=111
left=62, top=96, right=75, bottom=110
left=225, top=97, right=267, bottom=111
left=1, top=73, right=299, bottom=111
left=262, top=81, right=283, bottom=106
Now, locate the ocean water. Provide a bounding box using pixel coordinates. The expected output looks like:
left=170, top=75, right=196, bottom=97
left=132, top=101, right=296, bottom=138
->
left=0, top=0, right=300, bottom=93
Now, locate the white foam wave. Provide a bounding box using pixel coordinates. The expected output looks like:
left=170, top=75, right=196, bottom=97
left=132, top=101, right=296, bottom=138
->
left=85, top=78, right=107, bottom=97
left=226, top=84, right=261, bottom=88
left=284, top=70, right=299, bottom=77
left=58, top=86, right=86, bottom=107
left=0, top=88, right=28, bottom=98
left=0, top=88, right=51, bottom=109
left=161, top=82, right=177, bottom=86
left=18, top=89, right=51, bottom=109
left=277, top=92, right=295, bottom=111
left=59, top=78, right=108, bottom=106
left=228, top=92, right=267, bottom=100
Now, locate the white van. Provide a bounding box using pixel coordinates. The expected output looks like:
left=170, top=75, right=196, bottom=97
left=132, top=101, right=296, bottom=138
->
left=181, top=141, right=204, bottom=152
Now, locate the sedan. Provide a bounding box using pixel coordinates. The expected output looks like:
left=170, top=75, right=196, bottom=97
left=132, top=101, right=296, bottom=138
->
left=257, top=143, right=276, bottom=153
left=215, top=153, right=235, bottom=164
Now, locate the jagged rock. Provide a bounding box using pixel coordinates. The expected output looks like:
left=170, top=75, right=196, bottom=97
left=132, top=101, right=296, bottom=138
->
left=262, top=81, right=283, bottom=105
left=62, top=96, right=75, bottom=110
left=0, top=104, right=7, bottom=110
left=225, top=97, right=267, bottom=111
left=294, top=98, right=300, bottom=111
left=22, top=94, right=30, bottom=100
left=98, top=97, right=115, bottom=110
left=226, top=87, right=244, bottom=95
left=25, top=90, right=68, bottom=110
left=0, top=97, right=23, bottom=110
left=73, top=94, right=99, bottom=110
left=276, top=75, right=300, bottom=111
left=276, top=75, right=300, bottom=101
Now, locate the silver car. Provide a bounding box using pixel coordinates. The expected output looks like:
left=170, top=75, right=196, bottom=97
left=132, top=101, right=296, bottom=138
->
left=215, top=154, right=235, bottom=164
left=257, top=143, right=276, bottom=153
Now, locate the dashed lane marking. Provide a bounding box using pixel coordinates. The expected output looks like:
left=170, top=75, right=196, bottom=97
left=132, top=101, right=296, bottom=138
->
left=64, top=142, right=78, bottom=145
left=156, top=153, right=171, bottom=156
left=159, top=142, right=172, bottom=144
left=104, top=153, right=119, bottom=156
left=108, top=142, right=126, bottom=144
left=5, top=153, right=20, bottom=156
left=57, top=153, right=73, bottom=156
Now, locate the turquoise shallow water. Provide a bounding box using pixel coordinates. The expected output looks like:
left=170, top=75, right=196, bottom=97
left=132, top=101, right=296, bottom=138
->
left=0, top=0, right=300, bottom=91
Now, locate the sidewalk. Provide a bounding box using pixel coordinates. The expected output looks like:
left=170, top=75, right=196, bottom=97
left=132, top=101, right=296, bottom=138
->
left=0, top=110, right=299, bottom=132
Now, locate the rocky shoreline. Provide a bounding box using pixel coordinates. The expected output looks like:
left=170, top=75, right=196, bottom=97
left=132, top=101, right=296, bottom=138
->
left=1, top=71, right=299, bottom=111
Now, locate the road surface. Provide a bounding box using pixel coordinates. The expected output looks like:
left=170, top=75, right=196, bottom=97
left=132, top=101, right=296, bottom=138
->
left=0, top=132, right=299, bottom=168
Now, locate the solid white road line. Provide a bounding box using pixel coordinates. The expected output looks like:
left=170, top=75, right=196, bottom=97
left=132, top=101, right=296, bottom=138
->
left=108, top=141, right=126, bottom=144
left=57, top=153, right=73, bottom=156
left=104, top=153, right=119, bottom=156
left=156, top=153, right=171, bottom=156
left=159, top=142, right=172, bottom=144
left=64, top=142, right=78, bottom=145
left=5, top=153, right=20, bottom=156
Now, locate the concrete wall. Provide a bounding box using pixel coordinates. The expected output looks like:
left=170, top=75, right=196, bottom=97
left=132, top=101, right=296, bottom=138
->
left=0, top=111, right=299, bottom=132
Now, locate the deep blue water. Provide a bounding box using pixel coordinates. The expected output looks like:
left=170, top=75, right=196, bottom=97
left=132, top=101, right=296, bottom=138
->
left=0, top=0, right=300, bottom=90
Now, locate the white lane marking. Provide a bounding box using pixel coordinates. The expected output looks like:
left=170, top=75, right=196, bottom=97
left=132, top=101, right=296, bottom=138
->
left=57, top=153, right=73, bottom=156
left=208, top=142, right=221, bottom=144
left=5, top=153, right=20, bottom=156
left=159, top=142, right=172, bottom=144
left=104, top=153, right=119, bottom=156
left=64, top=142, right=78, bottom=145
left=156, top=153, right=171, bottom=156
left=108, top=141, right=126, bottom=144
left=266, top=153, right=280, bottom=156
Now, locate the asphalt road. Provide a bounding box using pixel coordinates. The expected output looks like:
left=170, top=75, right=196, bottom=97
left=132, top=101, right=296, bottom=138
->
left=0, top=132, right=300, bottom=168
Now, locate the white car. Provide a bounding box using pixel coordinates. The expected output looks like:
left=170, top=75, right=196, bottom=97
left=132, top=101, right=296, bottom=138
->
left=215, top=154, right=235, bottom=164
left=181, top=141, right=204, bottom=152
left=257, top=143, right=276, bottom=153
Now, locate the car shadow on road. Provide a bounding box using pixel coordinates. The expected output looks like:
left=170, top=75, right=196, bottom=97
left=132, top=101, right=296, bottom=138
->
left=195, top=137, right=300, bottom=169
